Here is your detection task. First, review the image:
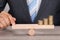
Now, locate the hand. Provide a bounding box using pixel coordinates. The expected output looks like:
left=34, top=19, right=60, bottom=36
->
left=0, top=11, right=16, bottom=29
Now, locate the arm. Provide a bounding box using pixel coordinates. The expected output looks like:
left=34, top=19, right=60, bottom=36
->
left=0, top=0, right=7, bottom=12
left=0, top=0, right=16, bottom=29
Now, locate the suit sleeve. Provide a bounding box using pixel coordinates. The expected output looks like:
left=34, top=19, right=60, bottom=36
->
left=0, top=0, right=7, bottom=12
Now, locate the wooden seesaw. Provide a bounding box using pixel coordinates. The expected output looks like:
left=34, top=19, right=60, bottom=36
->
left=12, top=16, right=54, bottom=36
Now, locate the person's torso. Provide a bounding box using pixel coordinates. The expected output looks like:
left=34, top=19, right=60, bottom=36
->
left=6, top=0, right=59, bottom=24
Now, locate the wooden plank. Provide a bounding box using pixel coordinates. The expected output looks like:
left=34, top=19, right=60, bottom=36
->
left=12, top=24, right=54, bottom=29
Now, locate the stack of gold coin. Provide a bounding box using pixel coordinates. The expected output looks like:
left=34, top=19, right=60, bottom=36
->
left=38, top=15, right=53, bottom=25
left=38, top=20, right=43, bottom=25
left=43, top=18, right=48, bottom=25
left=49, top=16, right=53, bottom=25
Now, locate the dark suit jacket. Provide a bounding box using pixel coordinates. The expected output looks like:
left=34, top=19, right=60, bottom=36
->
left=0, top=0, right=60, bottom=25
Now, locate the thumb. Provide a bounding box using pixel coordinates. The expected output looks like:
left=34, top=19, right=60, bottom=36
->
left=12, top=17, right=16, bottom=21
left=8, top=16, right=16, bottom=26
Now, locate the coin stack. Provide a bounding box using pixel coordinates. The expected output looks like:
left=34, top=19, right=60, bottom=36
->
left=48, top=16, right=53, bottom=25
left=43, top=18, right=48, bottom=25
left=38, top=20, right=43, bottom=25
left=38, top=15, right=53, bottom=25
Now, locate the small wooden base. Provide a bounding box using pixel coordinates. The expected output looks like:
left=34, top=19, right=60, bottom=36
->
left=12, top=24, right=54, bottom=29
left=28, top=29, right=35, bottom=36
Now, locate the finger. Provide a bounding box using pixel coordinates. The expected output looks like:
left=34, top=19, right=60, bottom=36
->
left=0, top=23, right=7, bottom=29
left=0, top=14, right=10, bottom=26
left=7, top=14, right=16, bottom=25
left=12, top=17, right=16, bottom=21
left=0, top=23, right=4, bottom=29
left=0, top=17, right=7, bottom=28
left=1, top=11, right=16, bottom=25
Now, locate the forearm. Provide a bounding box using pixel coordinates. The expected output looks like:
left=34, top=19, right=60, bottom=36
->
left=0, top=0, right=7, bottom=12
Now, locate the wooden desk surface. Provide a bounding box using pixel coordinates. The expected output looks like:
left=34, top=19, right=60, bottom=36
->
left=0, top=26, right=60, bottom=40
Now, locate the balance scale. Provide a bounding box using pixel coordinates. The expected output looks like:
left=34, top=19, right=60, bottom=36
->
left=12, top=15, right=54, bottom=36
left=12, top=24, right=54, bottom=36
